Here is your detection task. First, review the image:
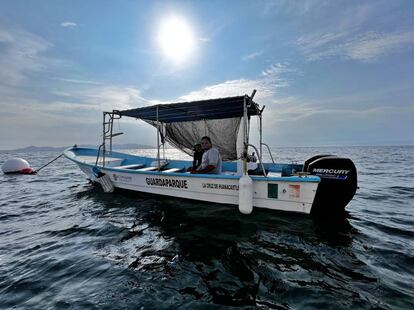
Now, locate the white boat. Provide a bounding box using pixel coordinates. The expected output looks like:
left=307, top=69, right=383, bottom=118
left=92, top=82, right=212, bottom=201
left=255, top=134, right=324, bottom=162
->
left=64, top=91, right=357, bottom=215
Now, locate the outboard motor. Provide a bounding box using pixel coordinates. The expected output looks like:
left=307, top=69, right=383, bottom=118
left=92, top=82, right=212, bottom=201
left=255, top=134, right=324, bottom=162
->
left=304, top=155, right=357, bottom=214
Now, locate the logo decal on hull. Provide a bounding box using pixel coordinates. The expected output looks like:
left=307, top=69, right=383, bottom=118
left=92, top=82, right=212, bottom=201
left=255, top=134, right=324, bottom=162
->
left=289, top=184, right=301, bottom=198
left=112, top=174, right=132, bottom=182
left=146, top=177, right=188, bottom=189
left=202, top=183, right=239, bottom=190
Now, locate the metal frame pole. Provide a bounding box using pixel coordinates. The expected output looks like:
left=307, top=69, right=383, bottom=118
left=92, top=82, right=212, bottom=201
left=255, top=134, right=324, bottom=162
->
left=262, top=143, right=275, bottom=164
left=156, top=105, right=161, bottom=170
left=243, top=96, right=248, bottom=175
left=246, top=143, right=267, bottom=177
left=109, top=113, right=113, bottom=154
left=259, top=114, right=263, bottom=162
left=247, top=118, right=250, bottom=146
left=162, top=123, right=165, bottom=160
left=102, top=112, right=106, bottom=166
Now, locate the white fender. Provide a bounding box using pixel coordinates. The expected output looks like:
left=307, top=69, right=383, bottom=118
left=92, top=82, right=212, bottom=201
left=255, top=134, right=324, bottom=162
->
left=238, top=175, right=253, bottom=214
left=96, top=174, right=114, bottom=193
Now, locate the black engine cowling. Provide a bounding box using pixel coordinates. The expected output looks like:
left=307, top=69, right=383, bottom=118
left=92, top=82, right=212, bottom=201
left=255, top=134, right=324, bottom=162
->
left=304, top=155, right=357, bottom=214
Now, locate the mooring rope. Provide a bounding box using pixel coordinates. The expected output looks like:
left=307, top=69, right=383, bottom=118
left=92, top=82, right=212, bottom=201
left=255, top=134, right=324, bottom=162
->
left=34, top=153, right=64, bottom=174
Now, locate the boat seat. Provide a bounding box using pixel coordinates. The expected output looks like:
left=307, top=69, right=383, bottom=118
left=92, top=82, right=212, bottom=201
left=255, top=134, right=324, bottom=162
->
left=162, top=167, right=184, bottom=173
left=76, top=156, right=124, bottom=167
left=137, top=166, right=159, bottom=171
left=222, top=171, right=237, bottom=176
left=112, top=164, right=144, bottom=170
left=267, top=172, right=282, bottom=178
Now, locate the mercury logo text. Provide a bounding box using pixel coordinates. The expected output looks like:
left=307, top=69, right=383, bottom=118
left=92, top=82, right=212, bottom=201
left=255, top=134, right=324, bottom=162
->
left=312, top=168, right=350, bottom=174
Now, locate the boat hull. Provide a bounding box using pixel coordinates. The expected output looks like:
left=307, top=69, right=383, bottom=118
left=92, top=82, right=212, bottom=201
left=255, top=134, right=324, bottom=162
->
left=64, top=148, right=320, bottom=215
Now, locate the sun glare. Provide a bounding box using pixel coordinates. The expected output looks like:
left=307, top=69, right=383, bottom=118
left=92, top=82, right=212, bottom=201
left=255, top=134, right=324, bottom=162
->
left=157, top=16, right=195, bottom=65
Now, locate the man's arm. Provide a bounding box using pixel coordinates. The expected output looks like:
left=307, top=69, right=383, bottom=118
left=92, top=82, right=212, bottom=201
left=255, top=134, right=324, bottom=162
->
left=191, top=165, right=215, bottom=174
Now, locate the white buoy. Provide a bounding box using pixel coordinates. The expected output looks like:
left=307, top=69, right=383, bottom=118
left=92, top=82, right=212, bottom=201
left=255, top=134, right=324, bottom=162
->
left=2, top=158, right=34, bottom=174
left=238, top=175, right=254, bottom=214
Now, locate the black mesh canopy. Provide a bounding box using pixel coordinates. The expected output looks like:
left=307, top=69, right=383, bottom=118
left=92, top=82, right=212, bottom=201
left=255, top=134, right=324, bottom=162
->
left=116, top=95, right=260, bottom=160
left=117, top=96, right=260, bottom=122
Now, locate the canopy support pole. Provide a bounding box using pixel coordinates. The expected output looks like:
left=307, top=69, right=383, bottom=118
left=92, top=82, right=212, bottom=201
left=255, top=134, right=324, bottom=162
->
left=162, top=124, right=166, bottom=160
left=243, top=96, right=248, bottom=175
left=259, top=114, right=263, bottom=162
left=156, top=105, right=161, bottom=171
left=102, top=112, right=106, bottom=166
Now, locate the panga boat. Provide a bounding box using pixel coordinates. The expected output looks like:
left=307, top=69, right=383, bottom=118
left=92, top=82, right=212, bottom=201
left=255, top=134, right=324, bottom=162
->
left=64, top=91, right=357, bottom=215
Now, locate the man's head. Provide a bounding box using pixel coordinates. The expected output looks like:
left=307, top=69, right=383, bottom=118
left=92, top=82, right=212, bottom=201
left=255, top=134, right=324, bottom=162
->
left=201, top=136, right=212, bottom=150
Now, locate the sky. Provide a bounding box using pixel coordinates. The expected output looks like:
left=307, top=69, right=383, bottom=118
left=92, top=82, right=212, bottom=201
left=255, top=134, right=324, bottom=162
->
left=0, top=0, right=413, bottom=150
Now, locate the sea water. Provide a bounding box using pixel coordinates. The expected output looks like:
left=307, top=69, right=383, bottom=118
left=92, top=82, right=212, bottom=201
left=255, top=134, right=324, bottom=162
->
left=0, top=146, right=413, bottom=309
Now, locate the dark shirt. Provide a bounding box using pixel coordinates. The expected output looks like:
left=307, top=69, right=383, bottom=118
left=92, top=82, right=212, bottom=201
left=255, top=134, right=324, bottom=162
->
left=192, top=150, right=204, bottom=170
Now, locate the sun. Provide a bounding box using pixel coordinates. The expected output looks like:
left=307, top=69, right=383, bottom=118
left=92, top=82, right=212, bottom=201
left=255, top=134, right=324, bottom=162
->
left=157, top=16, right=195, bottom=64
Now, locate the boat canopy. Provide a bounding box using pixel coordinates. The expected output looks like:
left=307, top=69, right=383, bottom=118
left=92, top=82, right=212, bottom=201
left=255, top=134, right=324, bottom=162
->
left=116, top=95, right=260, bottom=122
left=114, top=95, right=261, bottom=161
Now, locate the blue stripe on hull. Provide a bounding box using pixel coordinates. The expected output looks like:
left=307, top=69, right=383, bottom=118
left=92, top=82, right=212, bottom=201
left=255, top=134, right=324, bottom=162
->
left=64, top=147, right=320, bottom=183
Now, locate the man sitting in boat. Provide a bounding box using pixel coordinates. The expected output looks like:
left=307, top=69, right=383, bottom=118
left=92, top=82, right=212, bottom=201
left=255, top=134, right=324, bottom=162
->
left=191, top=136, right=222, bottom=174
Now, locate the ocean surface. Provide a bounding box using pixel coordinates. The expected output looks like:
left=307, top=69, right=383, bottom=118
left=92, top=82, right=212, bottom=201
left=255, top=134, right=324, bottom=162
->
left=0, top=146, right=413, bottom=309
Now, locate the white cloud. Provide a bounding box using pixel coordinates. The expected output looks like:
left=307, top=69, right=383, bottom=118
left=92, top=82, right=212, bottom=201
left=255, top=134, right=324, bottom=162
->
left=180, top=79, right=264, bottom=101
left=292, top=0, right=414, bottom=63
left=46, top=63, right=294, bottom=116
left=0, top=85, right=153, bottom=125
left=0, top=28, right=51, bottom=85
left=243, top=51, right=262, bottom=61
left=298, top=30, right=414, bottom=62
left=263, top=0, right=330, bottom=16
left=52, top=77, right=103, bottom=85
left=296, top=31, right=349, bottom=55
left=175, top=63, right=414, bottom=147
left=0, top=83, right=166, bottom=149
left=54, top=86, right=152, bottom=112
left=344, top=31, right=414, bottom=62
left=60, top=22, right=77, bottom=28
left=261, top=62, right=296, bottom=77
left=180, top=63, right=292, bottom=102
left=176, top=62, right=414, bottom=146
